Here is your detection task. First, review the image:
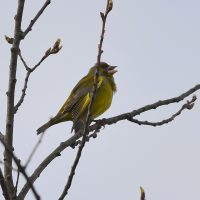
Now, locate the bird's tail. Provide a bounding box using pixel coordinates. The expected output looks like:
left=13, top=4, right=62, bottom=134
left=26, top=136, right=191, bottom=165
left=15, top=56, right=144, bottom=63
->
left=37, top=113, right=71, bottom=134
left=37, top=121, right=52, bottom=135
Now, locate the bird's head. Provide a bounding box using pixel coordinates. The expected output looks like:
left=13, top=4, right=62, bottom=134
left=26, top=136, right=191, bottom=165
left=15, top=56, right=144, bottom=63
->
left=89, top=62, right=118, bottom=77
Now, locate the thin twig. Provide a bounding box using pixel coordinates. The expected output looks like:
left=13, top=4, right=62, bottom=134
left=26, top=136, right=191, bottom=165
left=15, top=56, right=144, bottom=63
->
left=14, top=70, right=31, bottom=114
left=18, top=50, right=31, bottom=71
left=25, top=133, right=44, bottom=168
left=13, top=169, right=20, bottom=199
left=22, top=0, right=51, bottom=39
left=128, top=96, right=196, bottom=127
left=4, top=0, right=25, bottom=195
left=17, top=84, right=200, bottom=199
left=0, top=135, right=40, bottom=200
left=58, top=1, right=113, bottom=199
left=0, top=167, right=10, bottom=200
left=15, top=40, right=62, bottom=114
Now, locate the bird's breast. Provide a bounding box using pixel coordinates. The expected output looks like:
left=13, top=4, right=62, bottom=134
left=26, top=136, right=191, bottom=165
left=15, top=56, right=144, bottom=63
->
left=90, top=78, right=113, bottom=119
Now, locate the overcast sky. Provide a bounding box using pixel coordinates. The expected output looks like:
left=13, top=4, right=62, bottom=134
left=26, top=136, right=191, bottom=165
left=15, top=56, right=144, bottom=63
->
left=1, top=0, right=200, bottom=199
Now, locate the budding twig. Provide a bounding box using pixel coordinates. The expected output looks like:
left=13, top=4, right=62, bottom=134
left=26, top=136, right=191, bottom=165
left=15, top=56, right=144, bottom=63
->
left=15, top=39, right=62, bottom=114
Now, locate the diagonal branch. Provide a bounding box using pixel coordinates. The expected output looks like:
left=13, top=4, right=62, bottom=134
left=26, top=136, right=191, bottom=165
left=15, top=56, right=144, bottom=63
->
left=0, top=134, right=40, bottom=200
left=17, top=133, right=81, bottom=200
left=128, top=95, right=196, bottom=127
left=17, top=83, right=200, bottom=199
left=58, top=1, right=113, bottom=199
left=89, top=84, right=200, bottom=131
left=22, top=0, right=51, bottom=39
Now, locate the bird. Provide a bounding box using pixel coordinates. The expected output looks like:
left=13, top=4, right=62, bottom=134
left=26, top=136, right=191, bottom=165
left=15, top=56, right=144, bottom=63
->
left=37, top=62, right=117, bottom=134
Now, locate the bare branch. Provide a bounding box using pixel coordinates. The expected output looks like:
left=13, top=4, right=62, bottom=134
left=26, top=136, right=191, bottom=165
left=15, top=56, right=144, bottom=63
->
left=58, top=1, right=113, bottom=199
left=14, top=70, right=31, bottom=114
left=0, top=160, right=18, bottom=172
left=89, top=85, right=200, bottom=131
left=0, top=135, right=40, bottom=200
left=128, top=95, right=196, bottom=127
left=17, top=133, right=81, bottom=200
left=4, top=0, right=25, bottom=195
left=13, top=169, right=20, bottom=199
left=18, top=50, right=31, bottom=71
left=22, top=0, right=51, bottom=39
left=0, top=168, right=10, bottom=200
left=17, top=84, right=200, bottom=199
left=15, top=39, right=62, bottom=113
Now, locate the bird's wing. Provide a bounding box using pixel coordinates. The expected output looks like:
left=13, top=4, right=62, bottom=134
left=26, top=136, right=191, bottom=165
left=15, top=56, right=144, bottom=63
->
left=58, top=75, right=104, bottom=122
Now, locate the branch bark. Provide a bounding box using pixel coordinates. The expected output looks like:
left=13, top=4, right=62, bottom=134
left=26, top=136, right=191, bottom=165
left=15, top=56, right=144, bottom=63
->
left=0, top=135, right=40, bottom=200
left=4, top=0, right=25, bottom=196
left=22, top=0, right=51, bottom=39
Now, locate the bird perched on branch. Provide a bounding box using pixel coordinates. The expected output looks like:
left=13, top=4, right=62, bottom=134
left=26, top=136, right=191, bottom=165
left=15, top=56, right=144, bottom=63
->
left=37, top=62, right=117, bottom=134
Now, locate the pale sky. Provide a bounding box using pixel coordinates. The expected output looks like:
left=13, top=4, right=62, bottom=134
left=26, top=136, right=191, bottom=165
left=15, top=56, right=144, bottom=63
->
left=1, top=0, right=200, bottom=199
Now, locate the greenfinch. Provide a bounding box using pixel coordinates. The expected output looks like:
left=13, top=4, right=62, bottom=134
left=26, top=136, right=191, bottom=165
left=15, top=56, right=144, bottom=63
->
left=37, top=62, right=117, bottom=134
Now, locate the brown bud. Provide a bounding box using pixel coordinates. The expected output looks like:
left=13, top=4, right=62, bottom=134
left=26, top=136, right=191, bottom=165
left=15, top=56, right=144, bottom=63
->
left=53, top=38, right=61, bottom=49
left=107, top=0, right=113, bottom=13
left=51, top=38, right=62, bottom=54
left=5, top=35, right=14, bottom=44
left=192, top=94, right=197, bottom=102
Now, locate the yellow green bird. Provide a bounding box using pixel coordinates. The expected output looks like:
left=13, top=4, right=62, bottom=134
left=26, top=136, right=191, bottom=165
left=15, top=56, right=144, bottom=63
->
left=37, top=62, right=117, bottom=134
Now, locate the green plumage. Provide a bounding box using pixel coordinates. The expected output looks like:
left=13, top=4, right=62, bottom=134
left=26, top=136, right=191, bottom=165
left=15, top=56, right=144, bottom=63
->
left=37, top=62, right=117, bottom=134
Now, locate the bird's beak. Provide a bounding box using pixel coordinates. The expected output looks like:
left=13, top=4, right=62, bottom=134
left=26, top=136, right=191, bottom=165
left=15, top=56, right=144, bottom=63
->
left=108, top=66, right=118, bottom=75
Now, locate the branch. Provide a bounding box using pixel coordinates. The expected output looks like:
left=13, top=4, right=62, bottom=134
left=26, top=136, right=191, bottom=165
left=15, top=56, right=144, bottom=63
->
left=22, top=0, right=51, bottom=39
left=17, top=133, right=81, bottom=200
left=17, top=84, right=200, bottom=199
left=58, top=1, right=113, bottom=199
left=4, top=0, right=25, bottom=195
left=0, top=160, right=18, bottom=173
left=0, top=168, right=10, bottom=200
left=89, top=84, right=200, bottom=131
left=128, top=95, right=196, bottom=127
left=0, top=134, right=40, bottom=200
left=14, top=39, right=62, bottom=113
left=13, top=169, right=20, bottom=199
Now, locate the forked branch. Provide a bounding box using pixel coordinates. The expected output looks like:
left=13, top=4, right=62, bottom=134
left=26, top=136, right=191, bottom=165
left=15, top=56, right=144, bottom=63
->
left=15, top=39, right=62, bottom=113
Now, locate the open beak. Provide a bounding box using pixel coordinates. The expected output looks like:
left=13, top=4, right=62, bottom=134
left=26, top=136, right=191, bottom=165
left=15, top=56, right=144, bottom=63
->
left=108, top=65, right=118, bottom=75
